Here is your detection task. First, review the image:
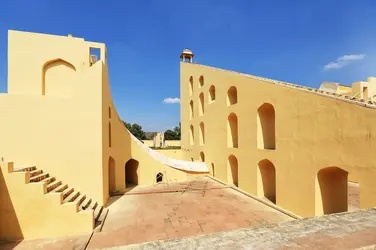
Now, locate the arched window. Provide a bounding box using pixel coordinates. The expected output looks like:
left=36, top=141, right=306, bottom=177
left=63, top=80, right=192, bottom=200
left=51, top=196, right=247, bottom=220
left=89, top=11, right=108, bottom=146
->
left=189, top=100, right=194, bottom=120
left=189, top=76, right=193, bottom=96
left=316, top=167, right=348, bottom=215
left=156, top=172, right=163, bottom=183
left=199, top=122, right=205, bottom=145
left=199, top=75, right=204, bottom=87
left=209, top=85, right=216, bottom=103
left=227, top=113, right=238, bottom=148
left=42, top=58, right=76, bottom=97
left=257, top=159, right=276, bottom=204
left=200, top=152, right=205, bottom=162
left=190, top=125, right=194, bottom=145
left=109, top=122, right=112, bottom=147
left=257, top=103, right=276, bottom=150
left=228, top=155, right=238, bottom=187
left=199, top=93, right=204, bottom=116
left=227, top=86, right=237, bottom=106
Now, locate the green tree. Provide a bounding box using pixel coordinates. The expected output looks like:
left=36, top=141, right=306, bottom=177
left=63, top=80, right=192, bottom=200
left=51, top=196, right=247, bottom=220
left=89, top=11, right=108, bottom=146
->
left=131, top=123, right=146, bottom=140
left=173, top=122, right=181, bottom=140
left=164, top=129, right=177, bottom=140
left=122, top=121, right=146, bottom=140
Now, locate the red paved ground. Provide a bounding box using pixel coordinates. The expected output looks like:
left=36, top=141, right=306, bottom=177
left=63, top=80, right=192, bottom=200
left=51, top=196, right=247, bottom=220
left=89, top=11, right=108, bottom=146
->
left=87, top=177, right=293, bottom=249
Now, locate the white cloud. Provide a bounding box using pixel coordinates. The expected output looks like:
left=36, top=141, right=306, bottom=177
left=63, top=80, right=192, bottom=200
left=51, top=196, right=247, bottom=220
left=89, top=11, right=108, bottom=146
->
left=163, top=97, right=180, bottom=104
left=324, top=54, right=365, bottom=70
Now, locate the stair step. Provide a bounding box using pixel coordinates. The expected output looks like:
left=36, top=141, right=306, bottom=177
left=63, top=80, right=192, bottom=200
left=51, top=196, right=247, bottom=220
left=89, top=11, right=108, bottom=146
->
left=62, top=187, right=74, bottom=199
left=94, top=205, right=103, bottom=221
left=80, top=198, right=92, bottom=210
left=30, top=169, right=42, bottom=177
left=13, top=166, right=37, bottom=172
left=90, top=201, right=98, bottom=210
left=64, top=190, right=80, bottom=203
left=53, top=183, right=68, bottom=193
left=47, top=180, right=62, bottom=192
left=43, top=176, right=56, bottom=185
left=74, top=194, right=86, bottom=207
left=30, top=173, right=49, bottom=182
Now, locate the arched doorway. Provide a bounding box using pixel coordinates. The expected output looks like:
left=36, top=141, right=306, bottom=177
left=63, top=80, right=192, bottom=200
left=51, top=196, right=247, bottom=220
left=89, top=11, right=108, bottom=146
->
left=125, top=159, right=139, bottom=188
left=316, top=167, right=348, bottom=215
left=257, top=103, right=276, bottom=150
left=228, top=155, right=238, bottom=187
left=257, top=159, right=276, bottom=204
left=108, top=157, right=116, bottom=194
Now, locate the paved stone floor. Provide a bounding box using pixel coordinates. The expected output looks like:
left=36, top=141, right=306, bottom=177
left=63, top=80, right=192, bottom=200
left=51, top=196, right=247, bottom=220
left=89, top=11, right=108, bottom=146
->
left=105, top=208, right=376, bottom=250
left=87, top=177, right=292, bottom=249
left=0, top=177, right=368, bottom=250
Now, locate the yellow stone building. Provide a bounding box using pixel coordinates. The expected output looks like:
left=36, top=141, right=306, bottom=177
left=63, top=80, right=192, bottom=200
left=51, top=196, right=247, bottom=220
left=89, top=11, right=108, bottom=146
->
left=180, top=49, right=376, bottom=218
left=0, top=30, right=207, bottom=241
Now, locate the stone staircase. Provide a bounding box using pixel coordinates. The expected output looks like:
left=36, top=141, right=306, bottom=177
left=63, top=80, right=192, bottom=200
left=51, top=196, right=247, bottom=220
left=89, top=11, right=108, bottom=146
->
left=12, top=165, right=108, bottom=232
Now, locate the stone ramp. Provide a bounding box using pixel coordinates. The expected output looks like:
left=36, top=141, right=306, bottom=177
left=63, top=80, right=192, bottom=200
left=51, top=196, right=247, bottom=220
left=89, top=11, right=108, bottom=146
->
left=117, top=208, right=376, bottom=250
left=128, top=131, right=208, bottom=173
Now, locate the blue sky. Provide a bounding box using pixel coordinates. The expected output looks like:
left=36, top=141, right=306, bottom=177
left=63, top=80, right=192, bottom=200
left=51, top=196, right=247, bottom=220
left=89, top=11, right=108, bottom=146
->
left=1, top=1, right=376, bottom=131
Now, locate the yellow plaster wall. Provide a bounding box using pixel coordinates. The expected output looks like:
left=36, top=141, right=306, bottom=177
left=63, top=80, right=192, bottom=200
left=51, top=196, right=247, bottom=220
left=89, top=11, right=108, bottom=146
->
left=180, top=62, right=376, bottom=217
left=155, top=149, right=183, bottom=160
left=0, top=30, right=194, bottom=240
left=142, top=140, right=155, bottom=147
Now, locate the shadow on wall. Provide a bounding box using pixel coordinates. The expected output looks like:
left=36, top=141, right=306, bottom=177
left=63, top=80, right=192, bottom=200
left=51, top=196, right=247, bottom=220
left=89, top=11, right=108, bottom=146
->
left=109, top=157, right=116, bottom=194
left=258, top=159, right=276, bottom=204
left=0, top=168, right=23, bottom=241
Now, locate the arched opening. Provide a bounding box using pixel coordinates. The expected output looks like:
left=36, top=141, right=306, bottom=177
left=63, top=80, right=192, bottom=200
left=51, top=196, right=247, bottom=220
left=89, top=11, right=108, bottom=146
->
left=209, top=85, right=216, bottom=103
left=109, top=122, right=112, bottom=147
left=211, top=163, right=215, bottom=177
left=227, top=113, right=238, bottom=148
left=227, top=86, right=237, bottom=106
left=108, top=157, right=116, bottom=194
left=227, top=155, right=238, bottom=187
left=199, top=122, right=205, bottom=145
left=191, top=158, right=194, bottom=162
left=199, top=93, right=204, bottom=116
left=189, top=100, right=194, bottom=120
left=189, top=125, right=194, bottom=145
left=42, top=58, right=76, bottom=97
left=156, top=173, right=163, bottom=183
left=200, top=152, right=205, bottom=162
left=316, top=167, right=348, bottom=215
left=257, top=103, right=276, bottom=150
left=125, top=159, right=139, bottom=187
left=257, top=159, right=276, bottom=204
left=189, top=76, right=193, bottom=96
left=109, top=106, right=111, bottom=119
left=199, top=75, right=204, bottom=87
